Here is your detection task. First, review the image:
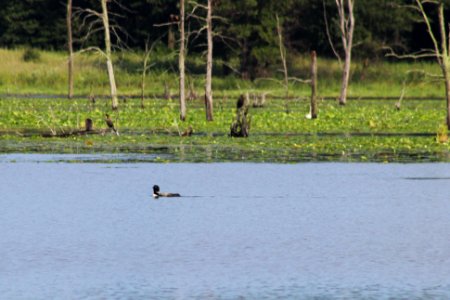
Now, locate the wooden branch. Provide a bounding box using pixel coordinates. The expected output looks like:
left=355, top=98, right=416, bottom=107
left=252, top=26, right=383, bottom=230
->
left=415, top=0, right=442, bottom=65
left=84, top=8, right=102, bottom=18
left=276, top=14, right=289, bottom=99
left=189, top=1, right=208, bottom=11
left=310, top=50, right=318, bottom=119
left=384, top=46, right=440, bottom=59
left=289, top=77, right=312, bottom=84
left=153, top=21, right=180, bottom=27
left=323, top=0, right=342, bottom=64
left=77, top=47, right=106, bottom=57
left=42, top=129, right=107, bottom=138
left=406, top=69, right=444, bottom=79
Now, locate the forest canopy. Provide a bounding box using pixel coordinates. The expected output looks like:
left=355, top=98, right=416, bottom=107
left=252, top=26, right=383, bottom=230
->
left=0, top=0, right=443, bottom=74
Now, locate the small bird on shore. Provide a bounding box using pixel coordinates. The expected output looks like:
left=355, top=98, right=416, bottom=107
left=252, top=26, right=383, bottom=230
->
left=181, top=126, right=193, bottom=137
left=105, top=113, right=119, bottom=136
left=153, top=185, right=181, bottom=198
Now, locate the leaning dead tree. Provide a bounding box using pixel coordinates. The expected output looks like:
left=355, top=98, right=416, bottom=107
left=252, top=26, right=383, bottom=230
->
left=100, top=0, right=118, bottom=110
left=74, top=0, right=122, bottom=110
left=336, top=0, right=355, bottom=105
left=310, top=51, right=318, bottom=119
left=273, top=14, right=311, bottom=113
left=415, top=0, right=450, bottom=130
left=141, top=40, right=157, bottom=109
left=189, top=0, right=217, bottom=121
left=276, top=14, right=289, bottom=101
left=204, top=0, right=214, bottom=121
left=179, top=0, right=187, bottom=121
left=67, top=0, right=74, bottom=99
left=386, top=0, right=450, bottom=129
left=153, top=6, right=186, bottom=119
left=325, top=0, right=355, bottom=105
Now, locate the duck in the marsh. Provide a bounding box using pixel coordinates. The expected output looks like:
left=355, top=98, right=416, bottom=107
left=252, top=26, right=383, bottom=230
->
left=105, top=113, right=119, bottom=135
left=153, top=185, right=181, bottom=198
left=181, top=125, right=193, bottom=137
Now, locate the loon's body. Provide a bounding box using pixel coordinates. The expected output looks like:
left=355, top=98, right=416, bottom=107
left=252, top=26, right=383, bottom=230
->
left=153, top=185, right=181, bottom=198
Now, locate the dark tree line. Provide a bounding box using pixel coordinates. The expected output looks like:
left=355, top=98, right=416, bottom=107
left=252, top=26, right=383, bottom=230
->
left=0, top=0, right=443, bottom=78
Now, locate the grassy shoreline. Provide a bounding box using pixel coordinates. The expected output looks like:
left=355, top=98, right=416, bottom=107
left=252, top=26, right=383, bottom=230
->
left=0, top=48, right=446, bottom=98
left=0, top=48, right=449, bottom=162
left=0, top=97, right=449, bottom=162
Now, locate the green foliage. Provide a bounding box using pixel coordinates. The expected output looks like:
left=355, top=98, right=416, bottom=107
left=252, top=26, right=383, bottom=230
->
left=22, top=48, right=41, bottom=62
left=0, top=0, right=66, bottom=48
left=0, top=95, right=449, bottom=163
left=0, top=0, right=425, bottom=78
left=0, top=48, right=446, bottom=99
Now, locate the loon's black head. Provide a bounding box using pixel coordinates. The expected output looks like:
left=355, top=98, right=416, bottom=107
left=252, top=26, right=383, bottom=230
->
left=153, top=185, right=160, bottom=194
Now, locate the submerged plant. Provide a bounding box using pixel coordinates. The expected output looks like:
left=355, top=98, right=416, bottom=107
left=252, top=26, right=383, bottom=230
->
left=437, top=124, right=448, bottom=144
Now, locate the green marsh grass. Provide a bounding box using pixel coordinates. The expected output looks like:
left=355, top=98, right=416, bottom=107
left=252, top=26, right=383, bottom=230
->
left=0, top=48, right=449, bottom=161
left=0, top=96, right=449, bottom=162
left=0, top=48, right=445, bottom=98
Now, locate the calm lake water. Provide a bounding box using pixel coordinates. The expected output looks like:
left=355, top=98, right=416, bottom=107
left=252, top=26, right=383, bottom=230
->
left=1, top=154, right=450, bottom=299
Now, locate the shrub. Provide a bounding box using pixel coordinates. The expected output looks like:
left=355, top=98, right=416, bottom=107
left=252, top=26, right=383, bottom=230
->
left=22, top=49, right=41, bottom=62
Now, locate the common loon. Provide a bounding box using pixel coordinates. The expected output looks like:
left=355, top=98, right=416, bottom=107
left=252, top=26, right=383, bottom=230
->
left=153, top=185, right=181, bottom=198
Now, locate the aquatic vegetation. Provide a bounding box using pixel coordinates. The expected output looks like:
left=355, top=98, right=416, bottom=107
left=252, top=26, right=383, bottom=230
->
left=0, top=49, right=449, bottom=162
left=0, top=96, right=449, bottom=162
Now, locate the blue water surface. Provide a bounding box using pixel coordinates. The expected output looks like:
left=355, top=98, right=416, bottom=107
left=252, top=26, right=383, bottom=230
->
left=1, top=154, right=450, bottom=299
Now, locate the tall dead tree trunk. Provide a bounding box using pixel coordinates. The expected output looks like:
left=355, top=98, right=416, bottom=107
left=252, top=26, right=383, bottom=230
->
left=310, top=51, right=318, bottom=119
left=179, top=0, right=187, bottom=121
left=141, top=43, right=153, bottom=109
left=276, top=14, right=290, bottom=113
left=205, top=0, right=214, bottom=121
left=276, top=14, right=289, bottom=100
left=101, top=0, right=118, bottom=110
left=437, top=2, right=450, bottom=130
left=168, top=25, right=175, bottom=50
left=415, top=0, right=450, bottom=129
left=67, top=0, right=74, bottom=99
left=336, top=0, right=355, bottom=106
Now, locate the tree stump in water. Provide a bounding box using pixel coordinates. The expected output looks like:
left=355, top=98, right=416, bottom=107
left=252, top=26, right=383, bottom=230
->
left=85, top=118, right=93, bottom=131
left=230, top=94, right=251, bottom=137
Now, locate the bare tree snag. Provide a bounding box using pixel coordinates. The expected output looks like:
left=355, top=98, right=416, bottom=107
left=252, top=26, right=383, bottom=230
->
left=141, top=70, right=146, bottom=109
left=101, top=0, right=119, bottom=110
left=168, top=26, right=175, bottom=49
left=436, top=1, right=450, bottom=130
left=395, top=79, right=407, bottom=111
left=67, top=0, right=74, bottom=99
left=310, top=51, right=318, bottom=119
left=168, top=15, right=176, bottom=50
left=276, top=14, right=292, bottom=113
left=141, top=41, right=157, bottom=109
left=230, top=94, right=251, bottom=137
left=415, top=0, right=450, bottom=129
left=179, top=0, right=187, bottom=121
left=85, top=118, right=93, bottom=131
left=164, top=81, right=172, bottom=100
left=335, top=0, right=355, bottom=106
left=276, top=14, right=289, bottom=100
left=204, top=0, right=214, bottom=121
left=188, top=78, right=197, bottom=101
